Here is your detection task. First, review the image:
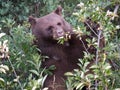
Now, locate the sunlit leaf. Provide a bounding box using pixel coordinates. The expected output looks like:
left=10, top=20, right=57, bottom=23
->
left=0, top=68, right=6, bottom=74
left=0, top=78, right=4, bottom=82
left=105, top=65, right=111, bottom=70
left=32, top=86, right=37, bottom=90
left=41, top=75, right=48, bottom=86
left=0, top=64, right=9, bottom=71
left=80, top=71, right=84, bottom=78
left=65, top=72, right=74, bottom=76
left=42, top=87, right=48, bottom=90
left=76, top=83, right=84, bottom=90
left=90, top=65, right=98, bottom=69
left=0, top=33, right=5, bottom=38
left=13, top=76, right=20, bottom=82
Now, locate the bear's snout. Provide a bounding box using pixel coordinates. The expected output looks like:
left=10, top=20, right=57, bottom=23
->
left=53, top=28, right=65, bottom=39
left=56, top=29, right=64, bottom=37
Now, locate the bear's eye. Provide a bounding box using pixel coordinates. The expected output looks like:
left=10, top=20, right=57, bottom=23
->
left=47, top=26, right=53, bottom=32
left=57, top=22, right=61, bottom=26
left=48, top=26, right=53, bottom=29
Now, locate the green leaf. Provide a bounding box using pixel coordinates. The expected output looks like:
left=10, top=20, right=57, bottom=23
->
left=115, top=88, right=120, bottom=90
left=29, top=70, right=39, bottom=76
left=76, top=83, right=84, bottom=90
left=42, top=87, right=49, bottom=90
left=105, top=65, right=111, bottom=70
left=32, top=86, right=37, bottom=90
left=65, top=72, right=74, bottom=76
left=0, top=33, right=6, bottom=38
left=0, top=64, right=9, bottom=71
left=90, top=65, right=98, bottom=69
left=27, top=60, right=36, bottom=67
left=80, top=71, right=84, bottom=78
left=84, top=62, right=90, bottom=69
left=0, top=68, right=6, bottom=74
left=41, top=75, right=48, bottom=87
left=0, top=78, right=4, bottom=82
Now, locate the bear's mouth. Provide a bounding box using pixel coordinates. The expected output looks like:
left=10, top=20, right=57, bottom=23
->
left=55, top=32, right=71, bottom=44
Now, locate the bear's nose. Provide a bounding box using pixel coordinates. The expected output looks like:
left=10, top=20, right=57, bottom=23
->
left=57, top=29, right=64, bottom=37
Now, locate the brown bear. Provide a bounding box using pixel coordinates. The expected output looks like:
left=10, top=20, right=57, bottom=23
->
left=29, top=6, right=74, bottom=90
left=29, top=6, right=73, bottom=61
left=29, top=6, right=105, bottom=90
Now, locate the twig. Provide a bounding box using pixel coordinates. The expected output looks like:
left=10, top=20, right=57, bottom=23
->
left=111, top=78, right=115, bottom=90
left=111, top=4, right=119, bottom=20
left=85, top=22, right=98, bottom=37
left=80, top=39, right=89, bottom=54
left=95, top=30, right=102, bottom=65
left=94, top=30, right=102, bottom=90
left=8, top=58, right=24, bottom=90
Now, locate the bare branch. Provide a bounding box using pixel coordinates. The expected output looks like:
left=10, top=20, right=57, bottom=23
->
left=111, top=4, right=119, bottom=20
left=94, top=30, right=102, bottom=90
left=95, top=30, right=102, bottom=65
left=8, top=58, right=24, bottom=90
left=80, top=39, right=89, bottom=54
left=85, top=22, right=98, bottom=37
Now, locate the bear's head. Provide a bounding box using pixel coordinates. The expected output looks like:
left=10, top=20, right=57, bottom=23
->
left=29, top=6, right=73, bottom=42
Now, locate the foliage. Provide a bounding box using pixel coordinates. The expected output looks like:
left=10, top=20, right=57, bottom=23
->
left=0, top=32, right=9, bottom=88
left=65, top=0, right=120, bottom=90
left=0, top=24, right=48, bottom=89
left=0, top=0, right=120, bottom=90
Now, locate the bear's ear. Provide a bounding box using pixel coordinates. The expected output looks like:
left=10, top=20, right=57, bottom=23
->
left=29, top=16, right=36, bottom=26
left=54, top=5, right=62, bottom=16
